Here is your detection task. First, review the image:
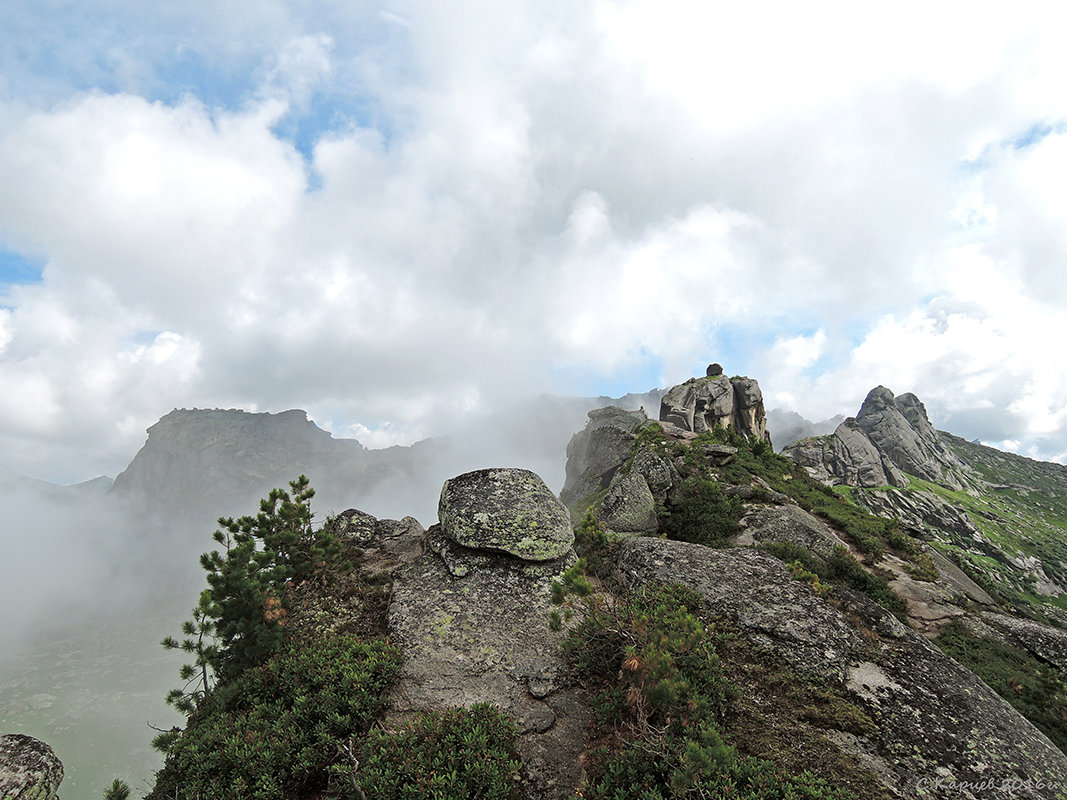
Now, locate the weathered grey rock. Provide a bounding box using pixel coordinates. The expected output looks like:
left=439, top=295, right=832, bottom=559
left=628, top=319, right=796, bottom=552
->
left=596, top=470, right=658, bottom=534
left=701, top=443, right=738, bottom=465
left=739, top=504, right=850, bottom=561
left=330, top=507, right=379, bottom=545
left=617, top=537, right=1067, bottom=799
left=924, top=546, right=995, bottom=606
left=854, top=486, right=979, bottom=541
left=707, top=362, right=724, bottom=376
left=895, top=393, right=938, bottom=442
left=659, top=375, right=734, bottom=433
left=330, top=509, right=425, bottom=561
left=427, top=525, right=577, bottom=579
left=560, top=407, right=648, bottom=509
left=629, top=445, right=678, bottom=502
left=783, top=419, right=905, bottom=488
left=782, top=387, right=976, bottom=497
left=879, top=552, right=971, bottom=633
left=439, top=468, right=573, bottom=561
left=372, top=516, right=426, bottom=561
left=856, top=387, right=966, bottom=490
left=0, top=734, right=63, bottom=800
left=387, top=538, right=588, bottom=799
left=731, top=377, right=769, bottom=442
left=659, top=374, right=770, bottom=440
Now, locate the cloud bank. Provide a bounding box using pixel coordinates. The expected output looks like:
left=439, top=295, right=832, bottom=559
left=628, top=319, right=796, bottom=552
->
left=1, top=1, right=1066, bottom=481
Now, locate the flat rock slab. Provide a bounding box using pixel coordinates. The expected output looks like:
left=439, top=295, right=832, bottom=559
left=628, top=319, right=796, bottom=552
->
left=439, top=468, right=573, bottom=561
left=740, top=504, right=849, bottom=562
left=617, top=538, right=1067, bottom=800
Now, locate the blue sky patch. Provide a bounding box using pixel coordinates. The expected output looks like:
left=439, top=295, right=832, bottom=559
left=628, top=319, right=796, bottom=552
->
left=0, top=248, right=45, bottom=285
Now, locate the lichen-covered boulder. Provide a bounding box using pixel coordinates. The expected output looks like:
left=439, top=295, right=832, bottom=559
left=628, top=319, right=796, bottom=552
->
left=0, top=734, right=63, bottom=800
left=630, top=445, right=678, bottom=502
left=329, top=508, right=425, bottom=561
left=439, top=468, right=573, bottom=561
left=388, top=533, right=588, bottom=799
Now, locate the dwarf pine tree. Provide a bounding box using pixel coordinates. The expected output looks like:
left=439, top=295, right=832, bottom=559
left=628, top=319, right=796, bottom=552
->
left=158, top=475, right=350, bottom=742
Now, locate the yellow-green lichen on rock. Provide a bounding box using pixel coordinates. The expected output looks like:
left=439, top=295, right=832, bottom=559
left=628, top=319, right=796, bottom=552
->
left=438, top=468, right=573, bottom=561
left=0, top=734, right=63, bottom=800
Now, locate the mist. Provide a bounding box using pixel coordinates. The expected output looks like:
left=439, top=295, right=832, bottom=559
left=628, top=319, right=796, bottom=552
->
left=0, top=388, right=670, bottom=796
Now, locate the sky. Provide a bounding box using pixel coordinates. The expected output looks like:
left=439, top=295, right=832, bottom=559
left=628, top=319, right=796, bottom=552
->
left=2, top=0, right=1067, bottom=484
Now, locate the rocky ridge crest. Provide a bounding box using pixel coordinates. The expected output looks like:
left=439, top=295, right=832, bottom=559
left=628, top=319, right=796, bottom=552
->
left=781, top=388, right=1067, bottom=618
left=783, top=386, right=969, bottom=491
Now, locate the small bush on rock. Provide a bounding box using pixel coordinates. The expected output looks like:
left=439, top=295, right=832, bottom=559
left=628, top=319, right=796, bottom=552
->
left=660, top=477, right=744, bottom=546
left=148, top=633, right=401, bottom=800
left=341, top=704, right=522, bottom=799
left=553, top=576, right=848, bottom=799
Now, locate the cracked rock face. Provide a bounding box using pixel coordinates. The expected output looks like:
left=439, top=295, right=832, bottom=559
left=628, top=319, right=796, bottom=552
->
left=0, top=734, right=64, bottom=800
left=855, top=387, right=967, bottom=490
left=439, top=468, right=574, bottom=561
left=658, top=374, right=769, bottom=441
left=617, top=538, right=1067, bottom=799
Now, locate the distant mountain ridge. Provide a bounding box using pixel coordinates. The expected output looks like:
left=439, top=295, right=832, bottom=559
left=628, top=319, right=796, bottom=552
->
left=100, top=393, right=666, bottom=527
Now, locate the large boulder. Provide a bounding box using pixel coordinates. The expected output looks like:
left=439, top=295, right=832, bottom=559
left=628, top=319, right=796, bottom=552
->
left=659, top=375, right=735, bottom=433
left=596, top=469, right=658, bottom=534
left=617, top=538, right=1067, bottom=799
left=0, top=734, right=63, bottom=800
left=439, top=468, right=573, bottom=562
left=330, top=507, right=425, bottom=562
left=737, top=504, right=850, bottom=561
left=560, top=407, right=648, bottom=509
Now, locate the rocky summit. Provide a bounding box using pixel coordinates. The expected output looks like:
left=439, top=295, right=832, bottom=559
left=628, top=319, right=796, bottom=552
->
left=782, top=385, right=1067, bottom=625
left=782, top=386, right=969, bottom=490
left=658, top=370, right=769, bottom=442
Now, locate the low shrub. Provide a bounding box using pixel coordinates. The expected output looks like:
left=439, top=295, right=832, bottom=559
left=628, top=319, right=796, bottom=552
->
left=148, top=633, right=401, bottom=800
left=659, top=477, right=744, bottom=546
left=344, top=704, right=522, bottom=799
left=555, top=579, right=849, bottom=799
